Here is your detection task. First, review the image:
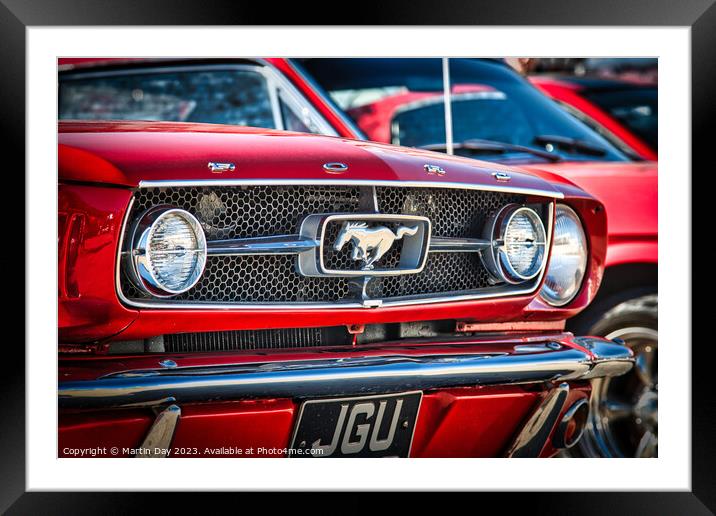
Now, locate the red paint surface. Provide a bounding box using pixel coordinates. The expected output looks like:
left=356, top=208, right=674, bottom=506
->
left=520, top=161, right=657, bottom=268
left=58, top=184, right=137, bottom=342
left=411, top=387, right=539, bottom=457
left=171, top=400, right=296, bottom=456
left=59, top=410, right=153, bottom=457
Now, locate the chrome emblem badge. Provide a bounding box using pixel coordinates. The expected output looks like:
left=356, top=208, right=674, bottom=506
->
left=323, top=162, right=349, bottom=174
left=492, top=171, right=511, bottom=182
left=333, top=222, right=419, bottom=270
left=424, top=164, right=446, bottom=176
left=207, top=162, right=236, bottom=173
left=297, top=214, right=431, bottom=277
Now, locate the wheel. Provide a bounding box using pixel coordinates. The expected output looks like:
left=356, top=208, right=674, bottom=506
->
left=568, top=293, right=658, bottom=457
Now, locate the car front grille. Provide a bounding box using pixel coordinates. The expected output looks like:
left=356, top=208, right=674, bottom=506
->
left=120, top=184, right=549, bottom=307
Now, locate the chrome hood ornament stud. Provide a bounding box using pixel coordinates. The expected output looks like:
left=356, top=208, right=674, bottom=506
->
left=333, top=221, right=419, bottom=270
left=323, top=162, right=348, bottom=174
left=424, top=164, right=446, bottom=176
left=492, top=171, right=511, bottom=182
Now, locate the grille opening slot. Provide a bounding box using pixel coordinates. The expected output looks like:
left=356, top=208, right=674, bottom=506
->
left=107, top=320, right=464, bottom=355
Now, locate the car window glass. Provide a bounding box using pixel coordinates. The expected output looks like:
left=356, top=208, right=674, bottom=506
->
left=279, top=95, right=314, bottom=133
left=59, top=69, right=276, bottom=129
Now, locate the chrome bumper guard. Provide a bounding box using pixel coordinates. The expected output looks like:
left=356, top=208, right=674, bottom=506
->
left=59, top=337, right=633, bottom=409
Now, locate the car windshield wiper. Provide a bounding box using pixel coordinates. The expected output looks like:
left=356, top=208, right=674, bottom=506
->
left=420, top=138, right=563, bottom=163
left=533, top=135, right=607, bottom=157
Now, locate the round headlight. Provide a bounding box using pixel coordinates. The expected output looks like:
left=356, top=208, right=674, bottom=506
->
left=541, top=204, right=588, bottom=306
left=127, top=207, right=207, bottom=297
left=483, top=205, right=547, bottom=284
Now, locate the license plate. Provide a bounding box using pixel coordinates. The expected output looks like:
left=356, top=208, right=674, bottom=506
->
left=289, top=391, right=422, bottom=458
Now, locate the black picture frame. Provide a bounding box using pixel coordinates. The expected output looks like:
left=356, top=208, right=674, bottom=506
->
left=3, top=0, right=706, bottom=512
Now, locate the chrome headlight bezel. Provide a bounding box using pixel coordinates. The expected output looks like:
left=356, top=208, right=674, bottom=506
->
left=540, top=204, right=589, bottom=307
left=126, top=206, right=207, bottom=297
left=482, top=204, right=548, bottom=285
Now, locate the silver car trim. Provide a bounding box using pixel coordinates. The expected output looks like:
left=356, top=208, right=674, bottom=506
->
left=137, top=179, right=564, bottom=199
left=207, top=235, right=318, bottom=256
left=205, top=235, right=491, bottom=256
left=58, top=338, right=633, bottom=409
left=429, top=236, right=491, bottom=253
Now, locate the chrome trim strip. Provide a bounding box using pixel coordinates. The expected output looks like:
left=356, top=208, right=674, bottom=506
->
left=429, top=236, right=491, bottom=253
left=115, top=195, right=136, bottom=306
left=207, top=235, right=318, bottom=256
left=505, top=382, right=569, bottom=458
left=58, top=339, right=633, bottom=409
left=136, top=404, right=181, bottom=458
left=116, top=283, right=536, bottom=310
left=198, top=235, right=487, bottom=257
left=136, top=179, right=564, bottom=199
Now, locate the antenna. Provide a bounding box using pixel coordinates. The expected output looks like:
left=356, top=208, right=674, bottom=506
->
left=442, top=57, right=454, bottom=156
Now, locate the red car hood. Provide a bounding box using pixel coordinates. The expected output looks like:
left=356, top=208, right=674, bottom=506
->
left=58, top=121, right=563, bottom=197
left=520, top=161, right=657, bottom=238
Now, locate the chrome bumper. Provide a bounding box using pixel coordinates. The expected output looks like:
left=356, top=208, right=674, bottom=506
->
left=59, top=336, right=633, bottom=409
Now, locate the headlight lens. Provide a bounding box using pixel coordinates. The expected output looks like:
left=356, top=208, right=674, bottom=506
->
left=483, top=205, right=547, bottom=284
left=501, top=208, right=547, bottom=281
left=541, top=204, right=588, bottom=306
left=129, top=207, right=207, bottom=296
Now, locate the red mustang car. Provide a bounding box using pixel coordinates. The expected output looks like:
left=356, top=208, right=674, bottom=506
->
left=530, top=75, right=658, bottom=161
left=57, top=58, right=651, bottom=458
left=58, top=118, right=634, bottom=458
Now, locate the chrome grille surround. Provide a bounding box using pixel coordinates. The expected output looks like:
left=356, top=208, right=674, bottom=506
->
left=117, top=181, right=556, bottom=309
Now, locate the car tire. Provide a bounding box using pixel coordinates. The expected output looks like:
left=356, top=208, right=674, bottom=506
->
left=567, top=293, right=658, bottom=458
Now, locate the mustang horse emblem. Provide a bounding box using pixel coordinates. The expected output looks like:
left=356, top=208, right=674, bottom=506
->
left=333, top=222, right=419, bottom=270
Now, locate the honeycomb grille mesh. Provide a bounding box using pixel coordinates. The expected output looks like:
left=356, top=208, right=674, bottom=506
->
left=377, top=187, right=523, bottom=238
left=367, top=253, right=493, bottom=299
left=131, top=185, right=363, bottom=240
left=175, top=255, right=350, bottom=303
left=121, top=185, right=535, bottom=305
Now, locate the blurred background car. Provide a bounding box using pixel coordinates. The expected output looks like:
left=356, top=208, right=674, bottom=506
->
left=527, top=57, right=658, bottom=85
left=58, top=57, right=658, bottom=458
left=530, top=76, right=657, bottom=161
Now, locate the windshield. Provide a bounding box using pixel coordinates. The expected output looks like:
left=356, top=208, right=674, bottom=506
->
left=582, top=87, right=657, bottom=151
left=300, top=58, right=628, bottom=163
left=59, top=68, right=277, bottom=127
